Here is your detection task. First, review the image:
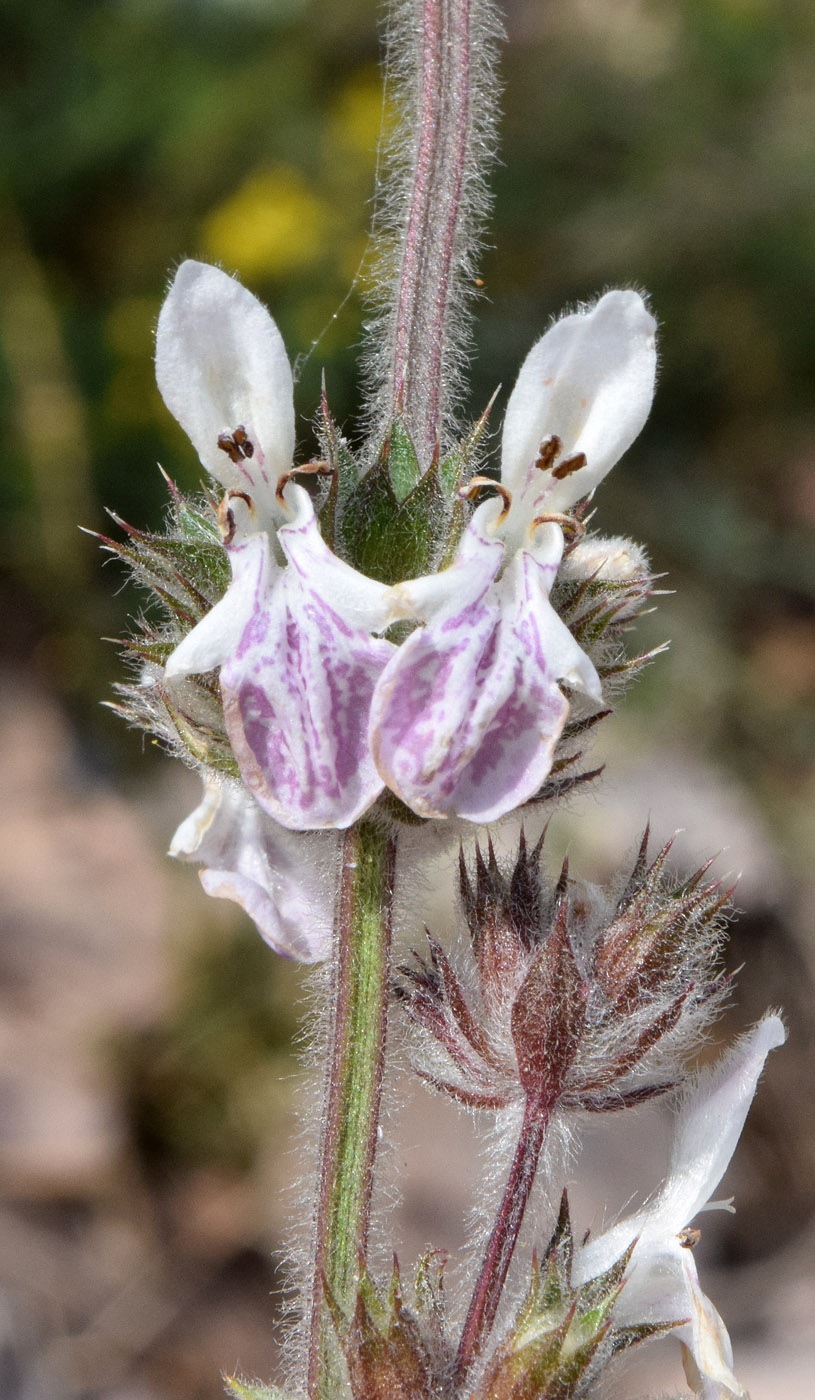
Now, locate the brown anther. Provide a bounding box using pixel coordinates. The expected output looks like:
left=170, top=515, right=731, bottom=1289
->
left=530, top=512, right=586, bottom=550
left=677, top=1226, right=701, bottom=1250
left=217, top=424, right=255, bottom=463
left=275, top=460, right=335, bottom=504
left=534, top=435, right=563, bottom=472
left=217, top=489, right=252, bottom=545
left=552, top=451, right=587, bottom=480
left=458, top=475, right=512, bottom=520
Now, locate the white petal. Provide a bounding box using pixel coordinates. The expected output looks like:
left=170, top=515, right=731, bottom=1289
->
left=500, top=290, right=657, bottom=514
left=279, top=485, right=394, bottom=634
left=575, top=1016, right=784, bottom=1283
left=679, top=1251, right=746, bottom=1399
left=170, top=779, right=336, bottom=961
left=165, top=531, right=274, bottom=679
left=155, top=260, right=295, bottom=522
left=654, top=1014, right=785, bottom=1235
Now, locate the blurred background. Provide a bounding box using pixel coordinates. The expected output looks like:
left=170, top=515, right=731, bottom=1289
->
left=1, top=0, right=814, bottom=1396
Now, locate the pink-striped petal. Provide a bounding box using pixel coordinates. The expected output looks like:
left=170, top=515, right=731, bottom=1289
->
left=221, top=496, right=395, bottom=829
left=370, top=515, right=601, bottom=821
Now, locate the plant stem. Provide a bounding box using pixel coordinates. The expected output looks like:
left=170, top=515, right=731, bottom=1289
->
left=389, top=0, right=473, bottom=468
left=453, top=1096, right=550, bottom=1385
left=307, top=820, right=397, bottom=1400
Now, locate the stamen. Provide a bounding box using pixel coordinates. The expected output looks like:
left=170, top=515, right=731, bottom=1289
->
left=534, top=436, right=587, bottom=481
left=275, top=460, right=335, bottom=504
left=217, top=424, right=255, bottom=463
left=530, top=511, right=586, bottom=551
left=458, top=475, right=511, bottom=521
left=677, top=1226, right=702, bottom=1250
left=217, top=489, right=253, bottom=545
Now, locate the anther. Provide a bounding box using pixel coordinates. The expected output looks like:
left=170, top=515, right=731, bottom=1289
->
left=677, top=1227, right=702, bottom=1250
left=534, top=435, right=587, bottom=481
left=552, top=451, right=587, bottom=480
left=217, top=425, right=255, bottom=463
left=535, top=435, right=563, bottom=472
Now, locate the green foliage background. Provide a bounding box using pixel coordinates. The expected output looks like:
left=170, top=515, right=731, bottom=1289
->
left=2, top=0, right=814, bottom=863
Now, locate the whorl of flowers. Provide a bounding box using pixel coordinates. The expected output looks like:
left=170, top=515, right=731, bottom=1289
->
left=103, top=262, right=658, bottom=955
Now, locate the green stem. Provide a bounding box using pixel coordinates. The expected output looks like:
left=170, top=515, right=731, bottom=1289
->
left=307, top=820, right=397, bottom=1400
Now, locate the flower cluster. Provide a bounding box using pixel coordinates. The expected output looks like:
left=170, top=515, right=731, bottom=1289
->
left=114, top=261, right=657, bottom=953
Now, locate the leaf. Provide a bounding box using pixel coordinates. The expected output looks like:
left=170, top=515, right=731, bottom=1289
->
left=223, top=1376, right=294, bottom=1400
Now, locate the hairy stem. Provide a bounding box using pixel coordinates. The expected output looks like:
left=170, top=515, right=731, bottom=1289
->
left=454, top=1096, right=550, bottom=1384
left=389, top=0, right=472, bottom=467
left=307, top=821, right=397, bottom=1400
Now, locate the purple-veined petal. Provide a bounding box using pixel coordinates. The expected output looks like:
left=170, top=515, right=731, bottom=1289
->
left=165, top=528, right=273, bottom=679
left=221, top=493, right=395, bottom=829
left=500, top=290, right=657, bottom=519
left=370, top=513, right=600, bottom=821
left=156, top=260, right=295, bottom=524
left=170, top=779, right=336, bottom=961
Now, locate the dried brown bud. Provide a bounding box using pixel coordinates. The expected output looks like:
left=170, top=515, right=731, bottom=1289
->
left=397, top=829, right=729, bottom=1119
left=511, top=903, right=588, bottom=1106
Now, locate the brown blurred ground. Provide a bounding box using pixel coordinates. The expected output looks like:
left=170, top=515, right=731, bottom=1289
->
left=1, top=668, right=813, bottom=1399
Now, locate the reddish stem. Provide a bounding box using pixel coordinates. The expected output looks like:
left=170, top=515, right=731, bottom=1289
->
left=453, top=1095, right=550, bottom=1385
left=391, top=0, right=472, bottom=467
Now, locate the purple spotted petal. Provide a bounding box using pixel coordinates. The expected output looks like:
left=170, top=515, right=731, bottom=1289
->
left=221, top=497, right=395, bottom=829
left=170, top=779, right=337, bottom=961
left=370, top=516, right=601, bottom=822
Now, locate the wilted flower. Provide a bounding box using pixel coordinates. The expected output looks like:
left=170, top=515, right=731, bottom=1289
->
left=574, top=1014, right=785, bottom=1399
left=170, top=778, right=337, bottom=962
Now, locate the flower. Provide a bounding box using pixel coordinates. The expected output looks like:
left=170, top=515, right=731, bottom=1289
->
left=169, top=777, right=337, bottom=961
left=368, top=290, right=658, bottom=821
left=573, top=1014, right=786, bottom=1399
left=157, top=261, right=396, bottom=830
left=156, top=267, right=657, bottom=833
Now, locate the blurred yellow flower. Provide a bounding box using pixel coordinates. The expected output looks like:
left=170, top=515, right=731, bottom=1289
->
left=202, top=165, right=331, bottom=279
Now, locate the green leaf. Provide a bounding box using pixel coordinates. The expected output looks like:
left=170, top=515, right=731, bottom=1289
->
left=341, top=456, right=448, bottom=584
left=386, top=419, right=423, bottom=503
left=223, top=1376, right=293, bottom=1400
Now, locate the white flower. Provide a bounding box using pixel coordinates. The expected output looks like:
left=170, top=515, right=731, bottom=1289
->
left=368, top=290, right=657, bottom=821
left=574, top=1014, right=786, bottom=1399
left=170, top=778, right=337, bottom=961
left=156, top=261, right=395, bottom=830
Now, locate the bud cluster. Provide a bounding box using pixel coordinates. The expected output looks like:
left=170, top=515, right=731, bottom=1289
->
left=397, top=829, right=729, bottom=1117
